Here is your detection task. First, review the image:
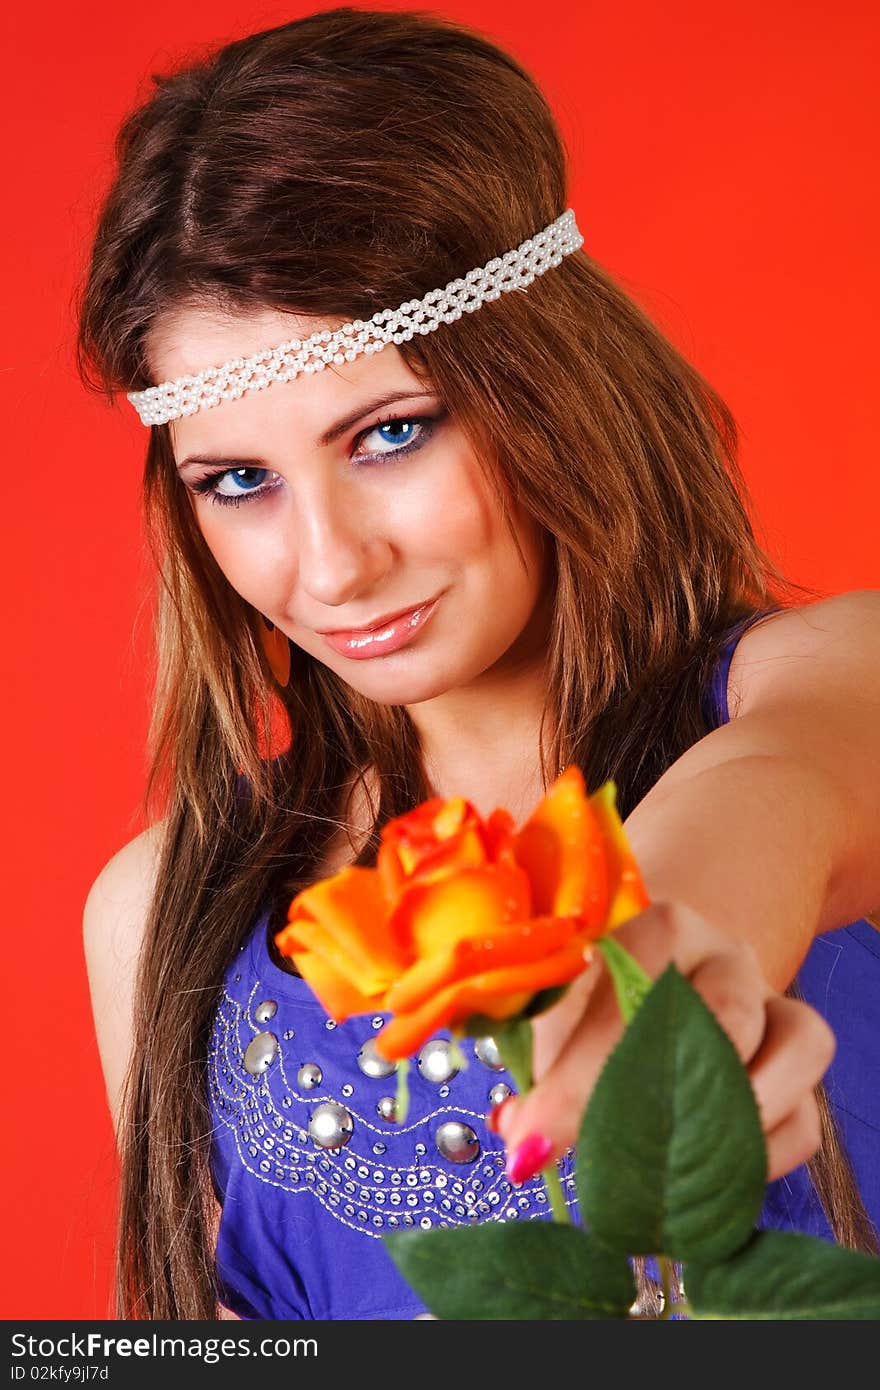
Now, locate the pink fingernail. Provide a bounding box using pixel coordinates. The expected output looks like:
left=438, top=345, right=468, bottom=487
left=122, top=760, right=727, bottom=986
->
left=505, top=1132, right=554, bottom=1185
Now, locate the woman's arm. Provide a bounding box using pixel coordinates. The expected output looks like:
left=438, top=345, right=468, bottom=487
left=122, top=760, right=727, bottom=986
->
left=495, top=589, right=880, bottom=1181
left=624, top=588, right=880, bottom=981
left=84, top=826, right=238, bottom=1320
left=82, top=823, right=167, bottom=1134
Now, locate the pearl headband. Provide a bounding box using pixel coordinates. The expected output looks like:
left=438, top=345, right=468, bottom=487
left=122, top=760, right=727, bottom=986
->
left=126, top=208, right=583, bottom=426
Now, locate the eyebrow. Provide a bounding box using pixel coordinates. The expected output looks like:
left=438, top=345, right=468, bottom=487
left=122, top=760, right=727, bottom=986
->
left=176, top=388, right=438, bottom=471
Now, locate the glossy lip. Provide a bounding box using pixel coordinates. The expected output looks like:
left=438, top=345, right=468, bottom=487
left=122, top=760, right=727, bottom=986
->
left=316, top=597, right=437, bottom=636
left=319, top=595, right=441, bottom=659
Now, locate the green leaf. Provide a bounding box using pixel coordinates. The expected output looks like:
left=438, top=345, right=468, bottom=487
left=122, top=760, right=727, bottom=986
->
left=384, top=1222, right=635, bottom=1319
left=687, top=1229, right=880, bottom=1319
left=577, top=963, right=766, bottom=1263
left=596, top=935, right=653, bottom=1024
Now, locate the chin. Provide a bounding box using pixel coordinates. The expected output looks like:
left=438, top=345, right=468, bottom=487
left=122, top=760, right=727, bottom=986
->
left=338, top=659, right=466, bottom=707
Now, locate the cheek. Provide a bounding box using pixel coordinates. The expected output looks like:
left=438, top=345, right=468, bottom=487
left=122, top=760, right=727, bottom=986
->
left=392, top=447, right=502, bottom=566
left=190, top=501, right=289, bottom=610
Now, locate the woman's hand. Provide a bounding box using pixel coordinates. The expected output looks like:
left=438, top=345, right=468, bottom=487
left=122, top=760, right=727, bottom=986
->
left=490, top=899, right=836, bottom=1187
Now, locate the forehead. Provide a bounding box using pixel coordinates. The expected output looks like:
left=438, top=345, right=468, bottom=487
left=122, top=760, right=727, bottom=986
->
left=145, top=302, right=336, bottom=383
left=146, top=303, right=432, bottom=457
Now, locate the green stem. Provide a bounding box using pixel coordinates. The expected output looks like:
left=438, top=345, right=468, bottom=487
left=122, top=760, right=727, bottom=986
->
left=538, top=1155, right=571, bottom=1225
left=495, top=1018, right=572, bottom=1225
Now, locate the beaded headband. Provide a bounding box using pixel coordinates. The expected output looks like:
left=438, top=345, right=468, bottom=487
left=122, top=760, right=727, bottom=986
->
left=126, top=208, right=583, bottom=426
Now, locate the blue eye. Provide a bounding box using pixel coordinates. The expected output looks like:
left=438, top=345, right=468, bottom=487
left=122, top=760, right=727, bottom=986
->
left=189, top=411, right=441, bottom=508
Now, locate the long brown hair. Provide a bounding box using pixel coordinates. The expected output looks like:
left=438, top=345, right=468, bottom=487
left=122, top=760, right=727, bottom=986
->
left=75, top=7, right=875, bottom=1319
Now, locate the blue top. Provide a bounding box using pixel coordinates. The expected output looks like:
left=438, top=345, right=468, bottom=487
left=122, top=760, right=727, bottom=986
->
left=208, top=612, right=879, bottom=1318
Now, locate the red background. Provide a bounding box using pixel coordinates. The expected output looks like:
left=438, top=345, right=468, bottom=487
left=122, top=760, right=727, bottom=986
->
left=2, top=1, right=876, bottom=1317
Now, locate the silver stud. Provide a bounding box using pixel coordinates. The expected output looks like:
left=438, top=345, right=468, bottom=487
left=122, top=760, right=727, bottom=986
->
left=371, top=1016, right=384, bottom=1029
left=308, top=1101, right=354, bottom=1149
left=417, top=1038, right=460, bottom=1085
left=243, top=1032, right=279, bottom=1075
left=341, top=1083, right=354, bottom=1097
left=474, top=1036, right=506, bottom=1071
left=489, top=1082, right=513, bottom=1107
left=373, top=1142, right=386, bottom=1155
left=298, top=1063, right=323, bottom=1091
left=377, top=1095, right=397, bottom=1121
left=414, top=1143, right=427, bottom=1156
left=434, top=1121, right=481, bottom=1164
left=254, top=999, right=277, bottom=1024
left=357, top=1037, right=397, bottom=1079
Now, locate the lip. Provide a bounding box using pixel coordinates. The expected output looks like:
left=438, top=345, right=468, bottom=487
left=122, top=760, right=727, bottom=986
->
left=318, top=595, right=441, bottom=659
left=317, top=598, right=437, bottom=635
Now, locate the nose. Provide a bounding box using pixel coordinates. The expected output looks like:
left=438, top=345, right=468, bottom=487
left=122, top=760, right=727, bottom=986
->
left=295, top=481, right=393, bottom=608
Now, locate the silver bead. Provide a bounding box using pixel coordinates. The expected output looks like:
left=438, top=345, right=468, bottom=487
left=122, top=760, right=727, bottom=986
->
left=357, top=1037, right=397, bottom=1079
left=377, top=1095, right=397, bottom=1121
left=254, top=999, right=277, bottom=1024
left=417, top=1038, right=460, bottom=1085
left=298, top=1063, right=323, bottom=1091
left=489, top=1082, right=513, bottom=1107
left=474, top=1036, right=506, bottom=1071
left=243, top=1032, right=279, bottom=1076
left=308, top=1101, right=354, bottom=1149
left=434, top=1121, right=481, bottom=1164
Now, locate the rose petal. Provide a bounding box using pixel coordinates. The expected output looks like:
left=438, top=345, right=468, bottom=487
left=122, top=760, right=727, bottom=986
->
left=282, top=946, right=382, bottom=1020
left=589, top=781, right=651, bottom=928
left=388, top=860, right=533, bottom=959
left=278, top=865, right=406, bottom=985
left=384, top=915, right=581, bottom=1015
left=373, top=940, right=590, bottom=1061
left=514, top=765, right=610, bottom=924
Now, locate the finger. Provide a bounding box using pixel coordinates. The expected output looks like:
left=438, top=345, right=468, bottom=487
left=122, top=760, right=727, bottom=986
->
left=687, top=948, right=770, bottom=1066
left=748, top=995, right=836, bottom=1134
left=494, top=966, right=623, bottom=1164
left=530, top=951, right=604, bottom=1079
left=765, top=1092, right=823, bottom=1182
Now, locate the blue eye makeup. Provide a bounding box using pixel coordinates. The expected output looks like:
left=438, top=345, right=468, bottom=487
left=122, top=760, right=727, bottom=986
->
left=189, top=410, right=443, bottom=508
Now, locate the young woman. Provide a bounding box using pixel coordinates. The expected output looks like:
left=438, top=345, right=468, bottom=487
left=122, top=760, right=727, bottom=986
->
left=79, top=8, right=879, bottom=1319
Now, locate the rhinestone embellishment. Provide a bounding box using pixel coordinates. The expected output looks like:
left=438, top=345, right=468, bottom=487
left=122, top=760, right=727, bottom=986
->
left=242, top=1032, right=279, bottom=1076
left=309, top=1102, right=354, bottom=1150
left=474, top=1036, right=506, bottom=1071
left=357, top=1037, right=397, bottom=1079
left=435, top=1121, right=481, bottom=1164
left=417, top=1038, right=460, bottom=1085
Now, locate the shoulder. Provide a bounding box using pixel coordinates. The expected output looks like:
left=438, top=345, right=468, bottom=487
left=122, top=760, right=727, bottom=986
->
left=727, top=590, right=880, bottom=724
left=82, top=820, right=168, bottom=1134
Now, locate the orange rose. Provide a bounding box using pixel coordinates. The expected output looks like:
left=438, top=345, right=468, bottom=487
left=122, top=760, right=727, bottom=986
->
left=274, top=766, right=649, bottom=1062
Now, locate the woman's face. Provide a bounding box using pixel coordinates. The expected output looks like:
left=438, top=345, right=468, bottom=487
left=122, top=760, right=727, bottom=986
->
left=149, top=305, right=551, bottom=708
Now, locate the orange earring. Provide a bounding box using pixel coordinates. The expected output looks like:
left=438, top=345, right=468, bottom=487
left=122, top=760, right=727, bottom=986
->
left=258, top=614, right=291, bottom=688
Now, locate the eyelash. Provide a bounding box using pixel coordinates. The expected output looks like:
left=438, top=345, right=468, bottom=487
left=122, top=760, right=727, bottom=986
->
left=190, top=411, right=441, bottom=508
